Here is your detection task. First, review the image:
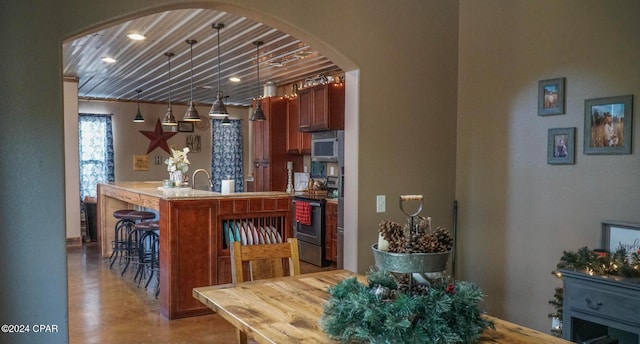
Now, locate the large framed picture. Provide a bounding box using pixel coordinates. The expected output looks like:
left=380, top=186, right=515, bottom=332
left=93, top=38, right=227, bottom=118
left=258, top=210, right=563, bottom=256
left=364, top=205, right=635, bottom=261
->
left=601, top=221, right=640, bottom=258
left=538, top=77, right=565, bottom=116
left=584, top=95, right=633, bottom=155
left=547, top=127, right=575, bottom=165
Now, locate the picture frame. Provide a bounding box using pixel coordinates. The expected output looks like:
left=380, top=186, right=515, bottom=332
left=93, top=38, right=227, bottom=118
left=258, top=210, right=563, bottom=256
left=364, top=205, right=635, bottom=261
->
left=538, top=77, right=565, bottom=116
left=584, top=95, right=633, bottom=155
left=178, top=121, right=194, bottom=132
left=547, top=127, right=575, bottom=165
left=601, top=221, right=640, bottom=258
left=133, top=155, right=149, bottom=171
left=186, top=134, right=201, bottom=153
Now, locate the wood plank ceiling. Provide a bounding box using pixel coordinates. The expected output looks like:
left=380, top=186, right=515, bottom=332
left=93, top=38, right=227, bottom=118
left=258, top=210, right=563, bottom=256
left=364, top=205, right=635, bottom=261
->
left=63, top=8, right=341, bottom=107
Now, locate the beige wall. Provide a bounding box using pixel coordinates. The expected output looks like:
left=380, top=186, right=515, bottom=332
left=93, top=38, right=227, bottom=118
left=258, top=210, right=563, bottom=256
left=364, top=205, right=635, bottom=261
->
left=64, top=79, right=81, bottom=240
left=457, top=0, right=640, bottom=332
left=77, top=99, right=250, bottom=184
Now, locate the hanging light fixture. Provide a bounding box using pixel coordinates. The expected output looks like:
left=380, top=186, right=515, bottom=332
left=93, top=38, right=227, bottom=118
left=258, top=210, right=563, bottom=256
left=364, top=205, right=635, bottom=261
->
left=133, top=89, right=144, bottom=123
left=161, top=52, right=177, bottom=126
left=221, top=95, right=231, bottom=126
left=183, top=39, right=201, bottom=122
left=250, top=40, right=266, bottom=121
left=209, top=23, right=228, bottom=117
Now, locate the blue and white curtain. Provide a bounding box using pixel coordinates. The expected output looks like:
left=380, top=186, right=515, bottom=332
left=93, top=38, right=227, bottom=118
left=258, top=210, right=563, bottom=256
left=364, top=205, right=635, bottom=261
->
left=78, top=113, right=114, bottom=204
left=211, top=119, right=244, bottom=192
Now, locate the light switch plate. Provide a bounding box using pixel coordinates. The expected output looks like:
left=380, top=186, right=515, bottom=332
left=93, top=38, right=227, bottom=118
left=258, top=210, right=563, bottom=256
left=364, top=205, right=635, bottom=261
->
left=376, top=195, right=386, bottom=213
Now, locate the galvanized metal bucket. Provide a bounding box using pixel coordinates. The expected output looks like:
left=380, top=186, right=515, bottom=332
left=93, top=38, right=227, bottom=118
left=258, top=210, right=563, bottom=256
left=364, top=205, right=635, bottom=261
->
left=372, top=244, right=450, bottom=273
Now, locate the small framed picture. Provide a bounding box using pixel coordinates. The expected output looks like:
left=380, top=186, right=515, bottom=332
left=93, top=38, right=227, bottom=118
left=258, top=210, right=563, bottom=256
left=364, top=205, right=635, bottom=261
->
left=178, top=121, right=194, bottom=132
left=538, top=77, right=566, bottom=116
left=584, top=95, right=633, bottom=155
left=133, top=155, right=149, bottom=171
left=547, top=127, right=575, bottom=165
left=601, top=221, right=640, bottom=258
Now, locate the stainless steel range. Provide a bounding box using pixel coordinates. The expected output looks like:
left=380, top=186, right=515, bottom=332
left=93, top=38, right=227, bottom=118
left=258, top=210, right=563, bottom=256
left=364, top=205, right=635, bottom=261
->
left=292, top=196, right=328, bottom=267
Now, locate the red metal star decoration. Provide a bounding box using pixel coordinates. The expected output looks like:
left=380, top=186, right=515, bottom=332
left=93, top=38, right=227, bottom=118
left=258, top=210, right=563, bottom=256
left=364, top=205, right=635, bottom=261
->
left=139, top=118, right=177, bottom=154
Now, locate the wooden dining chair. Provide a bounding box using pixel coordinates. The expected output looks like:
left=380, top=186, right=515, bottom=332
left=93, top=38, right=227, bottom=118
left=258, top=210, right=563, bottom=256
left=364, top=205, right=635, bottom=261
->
left=230, top=238, right=301, bottom=284
left=229, top=238, right=301, bottom=344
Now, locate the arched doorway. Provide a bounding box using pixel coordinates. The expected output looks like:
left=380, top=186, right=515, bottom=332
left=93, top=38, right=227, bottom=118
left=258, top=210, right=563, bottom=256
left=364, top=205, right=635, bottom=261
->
left=62, top=0, right=360, bottom=330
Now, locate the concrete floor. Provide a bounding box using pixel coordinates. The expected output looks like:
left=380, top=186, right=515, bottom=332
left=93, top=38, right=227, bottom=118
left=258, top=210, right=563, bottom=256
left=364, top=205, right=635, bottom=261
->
left=67, top=243, right=333, bottom=343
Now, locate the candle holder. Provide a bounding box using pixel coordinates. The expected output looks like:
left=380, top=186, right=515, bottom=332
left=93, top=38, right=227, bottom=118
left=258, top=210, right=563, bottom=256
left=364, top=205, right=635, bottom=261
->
left=286, top=161, right=294, bottom=193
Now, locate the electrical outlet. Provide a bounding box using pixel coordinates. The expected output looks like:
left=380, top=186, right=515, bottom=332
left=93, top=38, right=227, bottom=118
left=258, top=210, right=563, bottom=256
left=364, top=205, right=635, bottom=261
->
left=376, top=195, right=386, bottom=213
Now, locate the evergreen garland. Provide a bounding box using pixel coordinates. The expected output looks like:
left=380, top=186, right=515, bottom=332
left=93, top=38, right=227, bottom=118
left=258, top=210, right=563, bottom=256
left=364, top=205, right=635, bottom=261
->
left=320, top=269, right=493, bottom=343
left=549, top=246, right=640, bottom=337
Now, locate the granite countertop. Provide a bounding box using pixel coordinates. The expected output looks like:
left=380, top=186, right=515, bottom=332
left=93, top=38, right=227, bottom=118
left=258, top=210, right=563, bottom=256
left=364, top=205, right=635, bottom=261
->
left=103, top=182, right=293, bottom=200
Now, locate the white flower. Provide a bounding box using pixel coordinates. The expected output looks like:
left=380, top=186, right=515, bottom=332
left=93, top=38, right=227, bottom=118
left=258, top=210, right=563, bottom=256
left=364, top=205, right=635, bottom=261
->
left=165, top=146, right=190, bottom=173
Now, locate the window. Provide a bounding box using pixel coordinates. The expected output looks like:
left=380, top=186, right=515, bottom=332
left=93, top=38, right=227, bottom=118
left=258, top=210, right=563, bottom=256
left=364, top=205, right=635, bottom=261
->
left=78, top=114, right=114, bottom=202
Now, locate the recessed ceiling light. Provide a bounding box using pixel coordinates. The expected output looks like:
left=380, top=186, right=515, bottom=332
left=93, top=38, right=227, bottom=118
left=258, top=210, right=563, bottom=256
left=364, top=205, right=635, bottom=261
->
left=102, top=57, right=116, bottom=63
left=229, top=77, right=241, bottom=82
left=127, top=33, right=146, bottom=41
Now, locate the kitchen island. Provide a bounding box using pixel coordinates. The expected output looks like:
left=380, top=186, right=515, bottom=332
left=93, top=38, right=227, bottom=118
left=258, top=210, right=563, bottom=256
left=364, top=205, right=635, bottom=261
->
left=97, top=182, right=293, bottom=319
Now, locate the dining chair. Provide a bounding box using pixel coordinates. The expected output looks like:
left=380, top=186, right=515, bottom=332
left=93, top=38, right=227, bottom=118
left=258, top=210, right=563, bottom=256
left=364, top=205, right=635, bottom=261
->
left=229, top=238, right=301, bottom=344
left=230, top=238, right=301, bottom=284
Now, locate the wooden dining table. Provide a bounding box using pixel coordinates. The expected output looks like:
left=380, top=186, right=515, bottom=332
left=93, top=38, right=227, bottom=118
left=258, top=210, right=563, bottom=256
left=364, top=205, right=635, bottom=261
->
left=193, top=270, right=571, bottom=344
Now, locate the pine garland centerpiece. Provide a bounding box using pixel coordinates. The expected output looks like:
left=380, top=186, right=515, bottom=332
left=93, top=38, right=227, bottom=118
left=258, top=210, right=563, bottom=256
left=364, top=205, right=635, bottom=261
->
left=320, top=269, right=493, bottom=343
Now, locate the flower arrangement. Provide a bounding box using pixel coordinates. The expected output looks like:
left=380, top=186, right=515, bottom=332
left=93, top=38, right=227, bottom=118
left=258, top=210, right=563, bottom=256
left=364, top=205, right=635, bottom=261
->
left=165, top=146, right=190, bottom=173
left=165, top=146, right=190, bottom=186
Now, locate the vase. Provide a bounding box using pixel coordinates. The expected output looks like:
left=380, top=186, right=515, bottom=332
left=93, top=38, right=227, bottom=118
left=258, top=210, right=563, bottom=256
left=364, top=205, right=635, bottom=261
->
left=170, top=171, right=184, bottom=186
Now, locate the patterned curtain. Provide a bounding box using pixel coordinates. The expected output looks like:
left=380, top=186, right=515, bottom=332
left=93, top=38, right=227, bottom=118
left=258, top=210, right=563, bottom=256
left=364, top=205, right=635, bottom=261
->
left=78, top=114, right=114, bottom=203
left=211, top=119, right=244, bottom=192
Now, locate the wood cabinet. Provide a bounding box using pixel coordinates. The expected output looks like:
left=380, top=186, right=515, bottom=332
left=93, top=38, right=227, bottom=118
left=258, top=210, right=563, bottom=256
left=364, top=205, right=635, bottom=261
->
left=324, top=200, right=338, bottom=263
left=298, top=83, right=345, bottom=132
left=286, top=96, right=311, bottom=155
left=561, top=269, right=640, bottom=342
left=252, top=97, right=303, bottom=191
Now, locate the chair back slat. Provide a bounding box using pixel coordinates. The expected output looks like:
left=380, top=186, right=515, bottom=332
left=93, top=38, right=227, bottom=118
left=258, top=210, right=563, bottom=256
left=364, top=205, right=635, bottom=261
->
left=231, top=238, right=301, bottom=284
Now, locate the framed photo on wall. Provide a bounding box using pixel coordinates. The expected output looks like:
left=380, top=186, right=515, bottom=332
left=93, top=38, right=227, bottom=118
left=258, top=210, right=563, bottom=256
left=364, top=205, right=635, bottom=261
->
left=583, top=95, right=633, bottom=155
left=547, top=127, right=575, bottom=165
left=601, top=221, right=640, bottom=258
left=538, top=77, right=566, bottom=116
left=178, top=121, right=194, bottom=132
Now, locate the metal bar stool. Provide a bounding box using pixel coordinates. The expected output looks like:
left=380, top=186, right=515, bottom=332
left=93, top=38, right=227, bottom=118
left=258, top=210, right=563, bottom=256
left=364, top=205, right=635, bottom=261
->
left=109, top=209, right=137, bottom=269
left=120, top=211, right=156, bottom=276
left=133, top=221, right=159, bottom=287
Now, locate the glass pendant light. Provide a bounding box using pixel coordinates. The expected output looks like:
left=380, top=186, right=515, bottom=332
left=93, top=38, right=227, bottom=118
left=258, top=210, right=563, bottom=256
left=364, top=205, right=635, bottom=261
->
left=209, top=23, right=228, bottom=117
left=162, top=52, right=177, bottom=126
left=183, top=39, right=201, bottom=122
left=133, top=89, right=144, bottom=123
left=250, top=40, right=266, bottom=121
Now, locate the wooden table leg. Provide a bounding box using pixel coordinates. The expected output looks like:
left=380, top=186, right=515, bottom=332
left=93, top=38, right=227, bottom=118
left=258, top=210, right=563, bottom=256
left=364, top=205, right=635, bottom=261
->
left=236, top=328, right=247, bottom=344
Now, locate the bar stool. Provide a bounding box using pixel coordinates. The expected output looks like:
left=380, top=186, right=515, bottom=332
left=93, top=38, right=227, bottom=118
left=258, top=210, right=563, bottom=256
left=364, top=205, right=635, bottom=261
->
left=120, top=210, right=156, bottom=276
left=109, top=209, right=137, bottom=268
left=133, top=220, right=159, bottom=287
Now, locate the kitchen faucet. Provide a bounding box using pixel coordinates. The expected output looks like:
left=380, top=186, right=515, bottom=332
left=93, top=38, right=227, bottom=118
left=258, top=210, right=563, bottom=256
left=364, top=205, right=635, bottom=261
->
left=191, top=169, right=213, bottom=190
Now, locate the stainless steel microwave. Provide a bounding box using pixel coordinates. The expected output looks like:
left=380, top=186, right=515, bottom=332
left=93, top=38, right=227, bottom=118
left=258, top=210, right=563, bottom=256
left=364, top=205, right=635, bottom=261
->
left=311, top=130, right=343, bottom=162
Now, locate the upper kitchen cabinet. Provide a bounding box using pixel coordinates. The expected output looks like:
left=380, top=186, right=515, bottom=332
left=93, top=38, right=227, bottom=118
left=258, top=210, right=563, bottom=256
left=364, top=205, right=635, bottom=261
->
left=297, top=83, right=345, bottom=132
left=286, top=96, right=311, bottom=155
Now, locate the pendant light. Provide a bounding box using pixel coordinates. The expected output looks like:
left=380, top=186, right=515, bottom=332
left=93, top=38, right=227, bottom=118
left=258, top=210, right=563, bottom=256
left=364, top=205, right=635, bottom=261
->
left=133, top=89, right=144, bottom=123
left=250, top=40, right=266, bottom=121
left=162, top=52, right=177, bottom=126
left=209, top=23, right=228, bottom=117
left=221, top=95, right=231, bottom=126
left=183, top=39, right=201, bottom=122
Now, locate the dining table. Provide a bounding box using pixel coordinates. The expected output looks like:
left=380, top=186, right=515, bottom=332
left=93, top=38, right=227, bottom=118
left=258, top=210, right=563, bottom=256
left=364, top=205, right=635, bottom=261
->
left=193, top=269, right=571, bottom=344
